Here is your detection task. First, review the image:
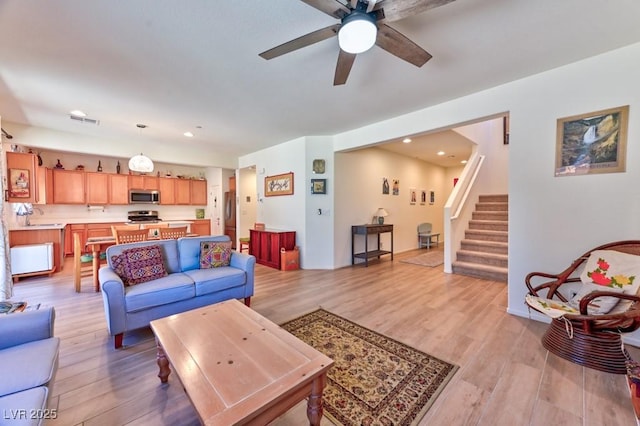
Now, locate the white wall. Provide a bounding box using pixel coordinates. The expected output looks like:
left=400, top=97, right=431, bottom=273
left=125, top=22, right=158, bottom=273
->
left=237, top=167, right=257, bottom=242
left=333, top=148, right=451, bottom=267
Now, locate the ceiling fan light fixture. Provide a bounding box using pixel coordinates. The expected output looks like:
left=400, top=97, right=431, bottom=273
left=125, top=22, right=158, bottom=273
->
left=338, top=11, right=377, bottom=54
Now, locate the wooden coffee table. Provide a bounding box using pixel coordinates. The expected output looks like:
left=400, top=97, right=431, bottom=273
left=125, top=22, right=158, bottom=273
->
left=150, top=300, right=334, bottom=425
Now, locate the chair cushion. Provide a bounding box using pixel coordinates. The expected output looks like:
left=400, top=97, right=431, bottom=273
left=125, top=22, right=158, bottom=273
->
left=112, top=245, right=168, bottom=286
left=0, top=337, right=59, bottom=396
left=200, top=241, right=232, bottom=268
left=568, top=283, right=625, bottom=315
left=0, top=387, right=48, bottom=426
left=580, top=250, right=640, bottom=293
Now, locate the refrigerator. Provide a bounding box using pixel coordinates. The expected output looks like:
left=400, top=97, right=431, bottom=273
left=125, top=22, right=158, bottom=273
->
left=224, top=190, right=236, bottom=248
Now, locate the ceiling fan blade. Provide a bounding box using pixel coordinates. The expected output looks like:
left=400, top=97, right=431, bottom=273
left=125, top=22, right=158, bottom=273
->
left=374, top=0, right=456, bottom=23
left=334, top=50, right=356, bottom=86
left=259, top=24, right=340, bottom=60
left=376, top=24, right=432, bottom=67
left=300, top=0, right=351, bottom=19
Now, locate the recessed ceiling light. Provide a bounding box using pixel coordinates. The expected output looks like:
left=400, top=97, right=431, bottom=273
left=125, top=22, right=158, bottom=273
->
left=70, top=110, right=86, bottom=117
left=461, top=160, right=468, bottom=164
left=402, top=138, right=412, bottom=143
left=437, top=151, right=445, bottom=156
left=184, top=132, right=194, bottom=137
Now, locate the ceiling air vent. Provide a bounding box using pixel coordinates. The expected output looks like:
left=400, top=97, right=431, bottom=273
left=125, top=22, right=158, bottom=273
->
left=69, top=115, right=100, bottom=125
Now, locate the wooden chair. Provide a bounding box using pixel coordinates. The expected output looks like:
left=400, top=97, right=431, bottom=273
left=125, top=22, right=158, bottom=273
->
left=112, top=227, right=149, bottom=244
left=525, top=240, right=640, bottom=374
left=159, top=226, right=187, bottom=239
left=239, top=237, right=250, bottom=253
left=111, top=224, right=139, bottom=239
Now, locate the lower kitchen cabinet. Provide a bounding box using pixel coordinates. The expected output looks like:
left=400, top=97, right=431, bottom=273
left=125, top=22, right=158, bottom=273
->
left=190, top=219, right=210, bottom=236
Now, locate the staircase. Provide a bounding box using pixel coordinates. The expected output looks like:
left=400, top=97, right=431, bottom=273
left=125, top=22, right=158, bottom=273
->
left=452, top=194, right=508, bottom=282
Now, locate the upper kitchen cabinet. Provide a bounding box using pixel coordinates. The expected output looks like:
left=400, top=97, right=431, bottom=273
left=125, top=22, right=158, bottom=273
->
left=52, top=169, right=85, bottom=204
left=190, top=179, right=207, bottom=205
left=129, top=174, right=158, bottom=190
left=109, top=174, right=129, bottom=204
left=85, top=172, right=109, bottom=205
left=158, top=177, right=175, bottom=205
left=174, top=179, right=191, bottom=205
left=6, top=151, right=45, bottom=204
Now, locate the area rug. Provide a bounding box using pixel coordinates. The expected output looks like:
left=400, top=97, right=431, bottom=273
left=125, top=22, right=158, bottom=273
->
left=281, top=309, right=458, bottom=426
left=400, top=251, right=444, bottom=267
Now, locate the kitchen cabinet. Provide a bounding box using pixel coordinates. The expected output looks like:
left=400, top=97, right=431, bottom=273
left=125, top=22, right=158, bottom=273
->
left=64, top=224, right=87, bottom=256
left=36, top=167, right=53, bottom=205
left=174, top=179, right=191, bottom=205
left=158, top=177, right=176, bottom=205
left=53, top=169, right=85, bottom=204
left=6, top=151, right=43, bottom=204
left=85, top=172, right=109, bottom=204
left=129, top=175, right=158, bottom=190
left=191, top=219, right=211, bottom=236
left=10, top=227, right=65, bottom=272
left=109, top=174, right=129, bottom=204
left=190, top=179, right=207, bottom=205
left=249, top=229, right=296, bottom=269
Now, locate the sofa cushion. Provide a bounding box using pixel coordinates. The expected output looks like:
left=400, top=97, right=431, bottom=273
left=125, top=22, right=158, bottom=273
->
left=183, top=267, right=246, bottom=297
left=107, top=239, right=180, bottom=274
left=0, top=386, right=48, bottom=426
left=0, top=337, right=59, bottom=396
left=178, top=235, right=232, bottom=272
left=568, top=283, right=625, bottom=315
left=124, top=273, right=195, bottom=313
left=200, top=241, right=232, bottom=268
left=113, top=245, right=168, bottom=286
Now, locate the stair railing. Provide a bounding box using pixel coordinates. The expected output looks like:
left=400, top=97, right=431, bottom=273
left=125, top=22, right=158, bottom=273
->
left=443, top=153, right=485, bottom=272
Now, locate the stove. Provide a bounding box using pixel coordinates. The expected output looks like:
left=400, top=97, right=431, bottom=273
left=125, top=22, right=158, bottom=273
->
left=127, top=210, right=161, bottom=223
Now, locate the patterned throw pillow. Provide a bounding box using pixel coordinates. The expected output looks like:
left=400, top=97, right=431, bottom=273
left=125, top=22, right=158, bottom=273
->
left=111, top=245, right=168, bottom=286
left=200, top=241, right=232, bottom=268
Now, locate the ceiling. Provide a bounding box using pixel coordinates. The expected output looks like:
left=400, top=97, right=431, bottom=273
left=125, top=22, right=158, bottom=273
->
left=1, top=0, right=640, bottom=167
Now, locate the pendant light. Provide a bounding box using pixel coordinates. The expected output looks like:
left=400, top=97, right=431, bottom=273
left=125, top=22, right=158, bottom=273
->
left=128, top=124, right=154, bottom=173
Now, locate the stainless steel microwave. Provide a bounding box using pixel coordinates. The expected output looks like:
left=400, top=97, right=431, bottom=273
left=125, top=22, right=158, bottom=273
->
left=129, top=189, right=160, bottom=204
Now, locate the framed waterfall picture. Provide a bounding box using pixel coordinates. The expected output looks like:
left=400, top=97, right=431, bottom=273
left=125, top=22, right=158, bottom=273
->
left=555, top=105, right=629, bottom=177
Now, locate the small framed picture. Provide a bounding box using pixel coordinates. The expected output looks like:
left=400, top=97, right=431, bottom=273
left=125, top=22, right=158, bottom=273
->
left=312, top=159, right=325, bottom=174
left=311, top=178, right=327, bottom=194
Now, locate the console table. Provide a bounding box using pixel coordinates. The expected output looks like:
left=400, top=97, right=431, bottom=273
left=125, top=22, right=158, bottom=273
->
left=351, top=224, right=393, bottom=266
left=249, top=228, right=296, bottom=269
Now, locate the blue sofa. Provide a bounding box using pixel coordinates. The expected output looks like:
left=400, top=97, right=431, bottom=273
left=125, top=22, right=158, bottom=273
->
left=0, top=307, right=59, bottom=426
left=99, top=235, right=256, bottom=348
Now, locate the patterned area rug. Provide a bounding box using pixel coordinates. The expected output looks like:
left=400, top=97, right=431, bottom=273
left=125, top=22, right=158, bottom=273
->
left=281, top=309, right=458, bottom=426
left=400, top=251, right=444, bottom=267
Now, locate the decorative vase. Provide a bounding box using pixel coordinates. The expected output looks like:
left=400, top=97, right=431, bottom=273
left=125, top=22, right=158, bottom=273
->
left=116, top=161, right=121, bottom=174
left=97, top=161, right=103, bottom=172
left=378, top=216, right=384, bottom=225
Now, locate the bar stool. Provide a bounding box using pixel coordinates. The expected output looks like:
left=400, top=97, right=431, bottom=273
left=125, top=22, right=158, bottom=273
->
left=239, top=237, right=250, bottom=253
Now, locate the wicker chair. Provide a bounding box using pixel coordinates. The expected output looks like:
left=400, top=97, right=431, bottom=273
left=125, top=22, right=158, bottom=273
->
left=112, top=227, right=149, bottom=244
left=159, top=226, right=187, bottom=239
left=525, top=240, right=640, bottom=374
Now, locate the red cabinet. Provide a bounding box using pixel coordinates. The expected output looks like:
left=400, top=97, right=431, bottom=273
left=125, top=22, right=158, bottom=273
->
left=249, top=229, right=296, bottom=269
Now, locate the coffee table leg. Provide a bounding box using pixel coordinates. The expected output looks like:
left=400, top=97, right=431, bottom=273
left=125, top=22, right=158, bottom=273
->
left=156, top=338, right=171, bottom=383
left=307, top=373, right=326, bottom=426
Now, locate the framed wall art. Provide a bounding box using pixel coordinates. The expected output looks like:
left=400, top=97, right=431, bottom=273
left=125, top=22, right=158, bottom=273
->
left=555, top=105, right=629, bottom=177
left=265, top=172, right=294, bottom=196
left=312, top=159, right=325, bottom=174
left=9, top=168, right=30, bottom=198
left=311, top=178, right=326, bottom=194
left=409, top=188, right=417, bottom=205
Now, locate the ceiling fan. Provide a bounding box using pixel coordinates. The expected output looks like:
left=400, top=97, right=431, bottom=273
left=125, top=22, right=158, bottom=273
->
left=259, top=0, right=455, bottom=85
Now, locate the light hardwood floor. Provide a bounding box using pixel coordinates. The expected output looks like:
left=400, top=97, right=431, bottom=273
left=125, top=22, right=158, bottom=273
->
left=11, top=248, right=640, bottom=426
